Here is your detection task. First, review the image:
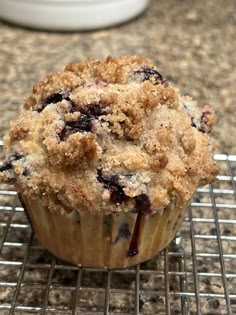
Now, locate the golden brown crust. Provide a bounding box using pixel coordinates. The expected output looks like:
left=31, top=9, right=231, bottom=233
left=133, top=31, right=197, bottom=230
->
left=1, top=55, right=219, bottom=214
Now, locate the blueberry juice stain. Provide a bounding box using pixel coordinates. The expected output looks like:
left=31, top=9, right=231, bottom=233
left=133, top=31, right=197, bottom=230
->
left=128, top=194, right=151, bottom=257
left=96, top=170, right=152, bottom=257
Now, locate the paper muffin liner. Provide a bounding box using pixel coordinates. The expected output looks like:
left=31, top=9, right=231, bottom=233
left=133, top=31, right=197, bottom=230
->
left=19, top=193, right=188, bottom=269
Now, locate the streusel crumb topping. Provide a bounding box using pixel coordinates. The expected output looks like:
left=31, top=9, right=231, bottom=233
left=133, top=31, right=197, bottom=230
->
left=0, top=55, right=219, bottom=214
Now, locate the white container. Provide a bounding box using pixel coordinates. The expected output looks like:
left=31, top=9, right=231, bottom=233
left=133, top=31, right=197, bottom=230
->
left=0, top=0, right=150, bottom=31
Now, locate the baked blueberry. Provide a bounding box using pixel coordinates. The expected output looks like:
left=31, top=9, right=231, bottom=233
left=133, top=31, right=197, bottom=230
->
left=22, top=168, right=30, bottom=176
left=199, top=110, right=212, bottom=133
left=134, top=194, right=151, bottom=213
left=44, top=92, right=70, bottom=105
left=0, top=153, right=24, bottom=172
left=191, top=110, right=213, bottom=134
left=36, top=91, right=70, bottom=112
left=114, top=223, right=131, bottom=243
left=134, top=67, right=166, bottom=84
left=97, top=170, right=129, bottom=204
left=85, top=104, right=104, bottom=117
left=59, top=104, right=105, bottom=140
left=191, top=117, right=197, bottom=128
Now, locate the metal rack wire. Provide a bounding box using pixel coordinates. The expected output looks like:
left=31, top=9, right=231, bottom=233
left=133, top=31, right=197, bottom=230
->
left=0, top=139, right=235, bottom=314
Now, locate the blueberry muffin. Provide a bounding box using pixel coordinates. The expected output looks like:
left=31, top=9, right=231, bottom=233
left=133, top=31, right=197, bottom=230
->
left=0, top=55, right=219, bottom=268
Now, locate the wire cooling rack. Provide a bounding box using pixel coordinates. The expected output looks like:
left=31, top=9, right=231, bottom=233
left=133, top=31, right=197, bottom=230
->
left=0, top=140, right=236, bottom=315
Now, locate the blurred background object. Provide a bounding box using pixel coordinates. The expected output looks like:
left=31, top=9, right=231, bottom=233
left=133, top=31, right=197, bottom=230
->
left=0, top=0, right=235, bottom=152
left=0, top=0, right=150, bottom=31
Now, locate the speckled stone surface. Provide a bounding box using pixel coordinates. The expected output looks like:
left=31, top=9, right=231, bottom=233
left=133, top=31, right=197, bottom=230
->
left=0, top=0, right=236, bottom=152
left=0, top=0, right=236, bottom=314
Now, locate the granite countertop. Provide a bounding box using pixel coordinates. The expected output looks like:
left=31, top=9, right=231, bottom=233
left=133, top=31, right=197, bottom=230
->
left=0, top=0, right=236, bottom=153
left=0, top=0, right=236, bottom=314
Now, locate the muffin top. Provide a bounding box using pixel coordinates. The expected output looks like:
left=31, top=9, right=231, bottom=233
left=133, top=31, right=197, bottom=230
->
left=0, top=55, right=219, bottom=214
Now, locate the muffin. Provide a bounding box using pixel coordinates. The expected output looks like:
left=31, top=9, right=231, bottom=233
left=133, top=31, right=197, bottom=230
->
left=0, top=55, right=219, bottom=268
